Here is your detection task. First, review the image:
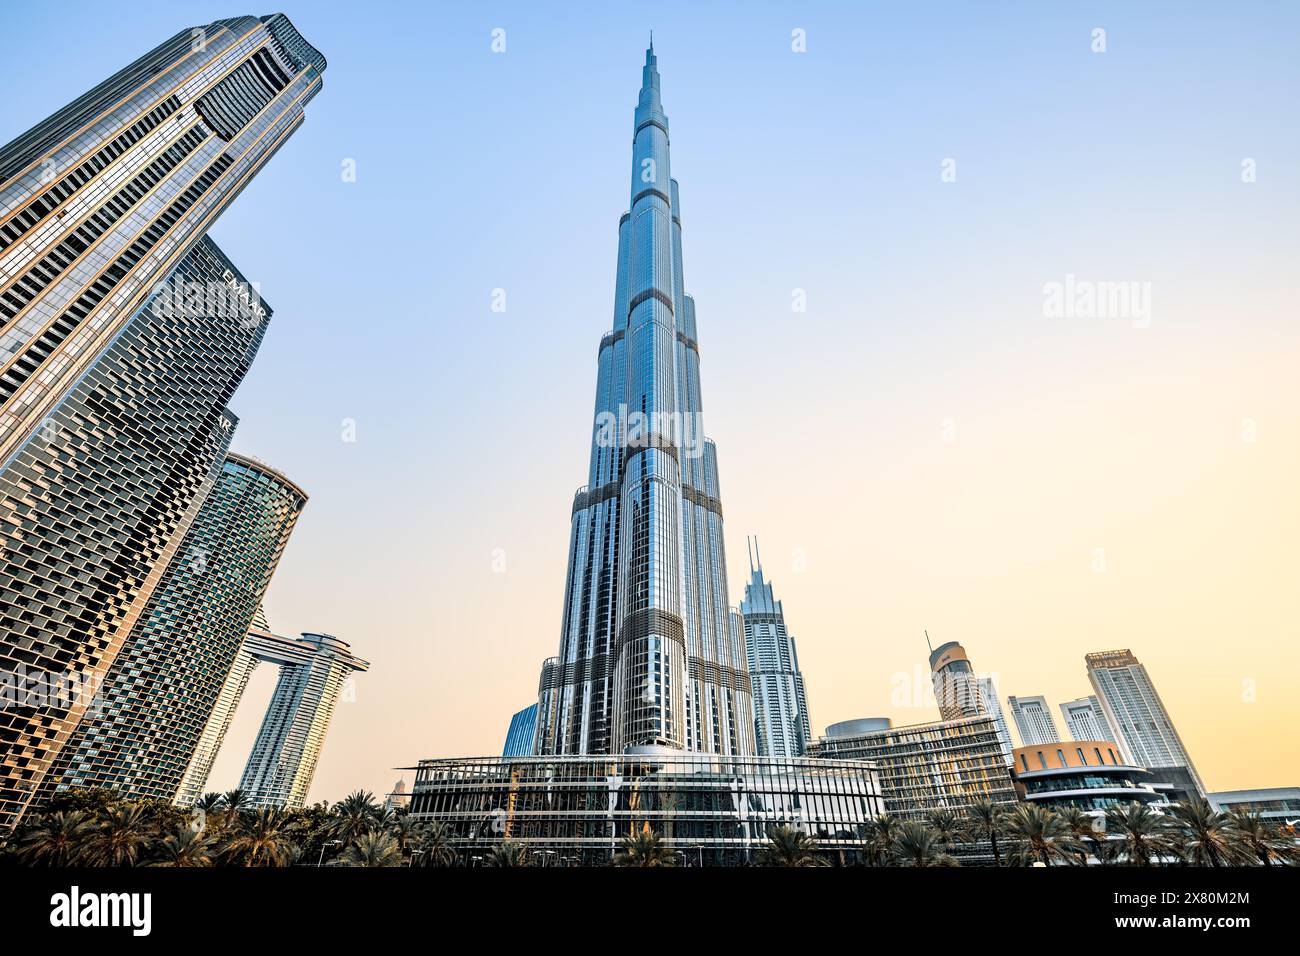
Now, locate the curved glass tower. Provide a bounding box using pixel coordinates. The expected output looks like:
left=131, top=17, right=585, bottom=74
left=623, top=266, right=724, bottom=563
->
left=536, top=44, right=753, bottom=757
left=43, top=452, right=307, bottom=803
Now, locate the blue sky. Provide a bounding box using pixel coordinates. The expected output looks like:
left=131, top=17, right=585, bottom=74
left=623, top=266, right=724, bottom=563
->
left=3, top=2, right=1297, bottom=801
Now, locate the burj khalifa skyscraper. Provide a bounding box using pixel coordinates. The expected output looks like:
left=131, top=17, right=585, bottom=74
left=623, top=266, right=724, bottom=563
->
left=535, top=43, right=753, bottom=757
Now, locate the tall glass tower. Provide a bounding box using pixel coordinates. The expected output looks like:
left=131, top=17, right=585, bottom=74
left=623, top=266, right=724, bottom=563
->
left=1086, top=649, right=1204, bottom=794
left=43, top=452, right=307, bottom=803
left=741, top=538, right=811, bottom=757
left=238, top=632, right=368, bottom=809
left=536, top=45, right=753, bottom=756
left=0, top=14, right=324, bottom=827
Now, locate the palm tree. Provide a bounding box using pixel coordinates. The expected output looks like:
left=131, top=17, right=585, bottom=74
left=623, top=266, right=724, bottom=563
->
left=863, top=814, right=901, bottom=866
left=1165, top=799, right=1244, bottom=867
left=1105, top=802, right=1176, bottom=866
left=1227, top=809, right=1294, bottom=866
left=757, top=824, right=825, bottom=867
left=13, top=811, right=96, bottom=866
left=1004, top=803, right=1075, bottom=867
left=891, top=820, right=957, bottom=867
left=87, top=803, right=151, bottom=867
left=224, top=808, right=293, bottom=867
left=194, top=793, right=224, bottom=814
left=220, top=789, right=250, bottom=814
left=150, top=826, right=215, bottom=867
left=342, top=831, right=402, bottom=867
left=927, top=809, right=963, bottom=850
left=332, top=790, right=379, bottom=846
left=964, top=798, right=1009, bottom=867
left=486, top=841, right=530, bottom=867
left=1056, top=807, right=1103, bottom=865
left=391, top=812, right=420, bottom=857
left=416, top=820, right=457, bottom=867
left=613, top=827, right=675, bottom=867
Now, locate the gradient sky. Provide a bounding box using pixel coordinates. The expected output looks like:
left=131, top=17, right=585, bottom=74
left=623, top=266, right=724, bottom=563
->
left=3, top=1, right=1297, bottom=803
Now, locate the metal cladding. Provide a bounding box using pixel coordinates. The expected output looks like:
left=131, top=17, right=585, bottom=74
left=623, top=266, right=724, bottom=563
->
left=0, top=14, right=324, bottom=826
left=43, top=453, right=307, bottom=803
left=535, top=45, right=753, bottom=757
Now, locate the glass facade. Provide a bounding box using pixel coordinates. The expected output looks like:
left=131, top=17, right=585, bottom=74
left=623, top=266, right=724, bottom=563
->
left=535, top=45, right=753, bottom=758
left=502, top=704, right=539, bottom=758
left=406, top=753, right=884, bottom=865
left=43, top=452, right=306, bottom=803
left=806, top=716, right=1018, bottom=819
left=741, top=540, right=811, bottom=757
left=0, top=13, right=324, bottom=827
left=238, top=632, right=368, bottom=809
left=1086, top=649, right=1204, bottom=794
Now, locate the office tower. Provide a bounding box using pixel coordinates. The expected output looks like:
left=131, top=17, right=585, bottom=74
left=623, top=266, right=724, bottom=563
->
left=44, top=452, right=306, bottom=802
left=927, top=639, right=1013, bottom=764
left=502, top=704, right=539, bottom=758
left=238, top=632, right=368, bottom=809
left=1086, top=649, right=1205, bottom=796
left=806, top=716, right=1017, bottom=819
left=0, top=14, right=323, bottom=827
left=1007, top=695, right=1061, bottom=747
left=1060, top=695, right=1118, bottom=745
left=741, top=538, right=811, bottom=757
left=534, top=44, right=752, bottom=757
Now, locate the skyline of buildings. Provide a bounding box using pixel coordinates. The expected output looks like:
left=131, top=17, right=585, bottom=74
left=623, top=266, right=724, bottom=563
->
left=0, top=9, right=1284, bottom=832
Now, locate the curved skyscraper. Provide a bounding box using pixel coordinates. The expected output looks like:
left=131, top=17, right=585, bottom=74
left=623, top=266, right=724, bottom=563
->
left=0, top=13, right=324, bottom=826
left=43, top=452, right=307, bottom=802
left=536, top=44, right=753, bottom=756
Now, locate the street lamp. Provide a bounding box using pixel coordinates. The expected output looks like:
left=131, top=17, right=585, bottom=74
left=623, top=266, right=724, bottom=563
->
left=317, top=839, right=342, bottom=867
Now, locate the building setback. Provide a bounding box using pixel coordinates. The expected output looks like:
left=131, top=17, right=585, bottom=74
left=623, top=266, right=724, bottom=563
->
left=0, top=13, right=324, bottom=827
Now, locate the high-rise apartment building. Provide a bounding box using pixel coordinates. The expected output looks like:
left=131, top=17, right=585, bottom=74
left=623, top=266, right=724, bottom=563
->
left=1059, top=695, right=1118, bottom=746
left=1086, top=649, right=1204, bottom=796
left=238, top=632, right=368, bottom=809
left=0, top=14, right=324, bottom=826
left=1007, top=695, right=1061, bottom=747
left=741, top=539, right=811, bottom=757
left=534, top=45, right=752, bottom=757
left=928, top=639, right=1013, bottom=764
left=44, top=452, right=306, bottom=802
